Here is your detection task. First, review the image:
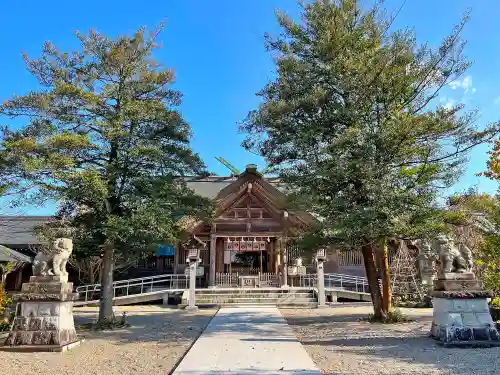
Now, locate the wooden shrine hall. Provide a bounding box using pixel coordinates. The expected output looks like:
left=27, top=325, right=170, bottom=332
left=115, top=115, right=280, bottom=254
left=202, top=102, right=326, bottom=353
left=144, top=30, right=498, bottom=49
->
left=175, top=164, right=317, bottom=287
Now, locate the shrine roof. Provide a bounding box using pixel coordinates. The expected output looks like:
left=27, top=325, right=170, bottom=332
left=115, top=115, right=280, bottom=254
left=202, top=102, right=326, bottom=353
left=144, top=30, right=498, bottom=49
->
left=183, top=175, right=287, bottom=199
left=0, top=216, right=54, bottom=246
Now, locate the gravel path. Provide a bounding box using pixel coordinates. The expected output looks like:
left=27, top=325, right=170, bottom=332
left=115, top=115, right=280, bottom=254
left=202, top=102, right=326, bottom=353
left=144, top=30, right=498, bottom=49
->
left=281, top=303, right=500, bottom=375
left=0, top=305, right=217, bottom=375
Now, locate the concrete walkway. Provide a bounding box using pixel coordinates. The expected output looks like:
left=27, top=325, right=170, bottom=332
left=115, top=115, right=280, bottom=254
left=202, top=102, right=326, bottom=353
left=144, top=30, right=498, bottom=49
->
left=172, top=306, right=320, bottom=375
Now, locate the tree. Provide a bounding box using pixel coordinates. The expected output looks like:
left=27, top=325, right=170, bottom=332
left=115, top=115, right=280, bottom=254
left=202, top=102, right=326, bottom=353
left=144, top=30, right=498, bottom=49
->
left=241, top=0, right=499, bottom=319
left=0, top=24, right=213, bottom=322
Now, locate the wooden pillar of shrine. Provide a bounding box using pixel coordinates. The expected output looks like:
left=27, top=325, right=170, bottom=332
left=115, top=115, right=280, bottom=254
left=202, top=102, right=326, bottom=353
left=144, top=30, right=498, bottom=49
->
left=209, top=234, right=216, bottom=287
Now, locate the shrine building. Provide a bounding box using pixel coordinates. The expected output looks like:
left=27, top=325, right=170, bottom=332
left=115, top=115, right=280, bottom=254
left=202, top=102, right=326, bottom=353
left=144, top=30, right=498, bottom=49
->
left=161, top=164, right=366, bottom=287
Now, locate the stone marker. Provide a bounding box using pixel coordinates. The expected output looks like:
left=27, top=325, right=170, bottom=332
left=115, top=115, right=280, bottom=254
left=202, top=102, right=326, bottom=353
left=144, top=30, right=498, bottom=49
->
left=430, top=234, right=500, bottom=347
left=2, top=238, right=82, bottom=352
left=316, top=248, right=327, bottom=308
left=185, top=247, right=200, bottom=312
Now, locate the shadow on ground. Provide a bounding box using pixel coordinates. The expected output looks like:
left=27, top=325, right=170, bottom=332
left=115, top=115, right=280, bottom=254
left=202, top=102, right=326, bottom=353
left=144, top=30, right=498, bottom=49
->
left=73, top=307, right=216, bottom=346
left=282, top=306, right=500, bottom=375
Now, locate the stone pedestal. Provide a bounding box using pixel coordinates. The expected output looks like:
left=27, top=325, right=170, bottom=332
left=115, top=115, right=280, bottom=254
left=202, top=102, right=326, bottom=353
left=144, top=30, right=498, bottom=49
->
left=2, top=276, right=82, bottom=352
left=430, top=273, right=500, bottom=347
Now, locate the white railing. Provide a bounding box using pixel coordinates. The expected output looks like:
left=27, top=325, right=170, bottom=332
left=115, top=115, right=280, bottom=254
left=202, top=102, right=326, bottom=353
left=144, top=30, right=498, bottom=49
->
left=215, top=272, right=239, bottom=287
left=75, top=271, right=370, bottom=302
left=259, top=272, right=279, bottom=287
left=295, top=273, right=369, bottom=293
left=215, top=272, right=279, bottom=287
left=75, top=274, right=189, bottom=302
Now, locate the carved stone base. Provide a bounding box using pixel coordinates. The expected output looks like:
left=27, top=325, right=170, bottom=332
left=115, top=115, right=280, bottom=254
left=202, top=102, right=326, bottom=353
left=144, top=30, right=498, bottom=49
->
left=433, top=273, right=483, bottom=292
left=0, top=339, right=83, bottom=352
left=434, top=279, right=483, bottom=292
left=431, top=296, right=500, bottom=347
left=3, top=280, right=80, bottom=352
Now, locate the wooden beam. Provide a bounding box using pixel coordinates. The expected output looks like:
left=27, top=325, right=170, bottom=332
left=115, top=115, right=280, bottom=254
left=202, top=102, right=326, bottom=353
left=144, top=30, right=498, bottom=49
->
left=213, top=232, right=284, bottom=237
left=215, top=217, right=277, bottom=222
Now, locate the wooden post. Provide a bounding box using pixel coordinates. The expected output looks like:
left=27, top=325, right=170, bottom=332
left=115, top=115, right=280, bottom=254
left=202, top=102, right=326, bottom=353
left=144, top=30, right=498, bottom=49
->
left=260, top=249, right=263, bottom=274
left=209, top=234, right=216, bottom=287
left=173, top=244, right=179, bottom=274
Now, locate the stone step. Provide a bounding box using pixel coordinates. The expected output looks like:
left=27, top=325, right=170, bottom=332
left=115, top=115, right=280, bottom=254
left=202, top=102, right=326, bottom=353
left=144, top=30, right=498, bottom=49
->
left=196, top=289, right=314, bottom=295
left=196, top=297, right=317, bottom=303
left=195, top=293, right=314, bottom=298
left=193, top=301, right=318, bottom=307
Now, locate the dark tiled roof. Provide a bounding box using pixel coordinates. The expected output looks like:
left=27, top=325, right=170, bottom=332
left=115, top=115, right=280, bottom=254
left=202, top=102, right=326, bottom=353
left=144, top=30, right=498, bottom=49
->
left=184, top=175, right=287, bottom=199
left=0, top=216, right=54, bottom=245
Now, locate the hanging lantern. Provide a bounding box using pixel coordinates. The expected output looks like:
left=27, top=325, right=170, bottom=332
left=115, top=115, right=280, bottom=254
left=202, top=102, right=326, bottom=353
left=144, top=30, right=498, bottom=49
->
left=259, top=240, right=266, bottom=251
left=253, top=240, right=260, bottom=251
left=240, top=240, right=247, bottom=251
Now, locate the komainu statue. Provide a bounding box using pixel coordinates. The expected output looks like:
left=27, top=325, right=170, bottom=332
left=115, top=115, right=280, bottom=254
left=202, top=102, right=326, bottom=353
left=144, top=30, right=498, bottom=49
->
left=32, top=238, right=73, bottom=280
left=435, top=234, right=473, bottom=274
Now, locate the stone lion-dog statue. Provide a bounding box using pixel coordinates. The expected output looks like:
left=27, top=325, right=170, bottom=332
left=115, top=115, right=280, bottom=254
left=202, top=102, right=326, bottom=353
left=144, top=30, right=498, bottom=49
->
left=32, top=238, right=73, bottom=280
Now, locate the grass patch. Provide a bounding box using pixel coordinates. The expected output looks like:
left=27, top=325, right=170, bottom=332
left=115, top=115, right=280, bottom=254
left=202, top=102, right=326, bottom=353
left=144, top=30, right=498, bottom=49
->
left=76, top=312, right=130, bottom=331
left=365, top=308, right=414, bottom=323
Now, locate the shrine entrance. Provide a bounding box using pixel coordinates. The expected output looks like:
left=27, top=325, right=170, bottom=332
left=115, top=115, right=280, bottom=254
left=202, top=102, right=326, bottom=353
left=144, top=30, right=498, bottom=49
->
left=175, top=164, right=317, bottom=288
left=223, top=237, right=272, bottom=275
left=214, top=236, right=279, bottom=288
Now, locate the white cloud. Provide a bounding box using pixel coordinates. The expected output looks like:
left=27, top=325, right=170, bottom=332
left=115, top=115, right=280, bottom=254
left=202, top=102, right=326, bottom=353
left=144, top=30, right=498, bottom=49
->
left=440, top=96, right=456, bottom=110
left=449, top=75, right=474, bottom=93
left=494, top=96, right=500, bottom=106
left=444, top=99, right=456, bottom=110
left=472, top=88, right=477, bottom=94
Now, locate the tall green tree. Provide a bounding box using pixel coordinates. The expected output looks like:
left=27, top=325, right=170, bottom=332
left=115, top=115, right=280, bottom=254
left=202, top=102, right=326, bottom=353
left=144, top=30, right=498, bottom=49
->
left=0, top=24, right=212, bottom=322
left=241, top=0, right=499, bottom=319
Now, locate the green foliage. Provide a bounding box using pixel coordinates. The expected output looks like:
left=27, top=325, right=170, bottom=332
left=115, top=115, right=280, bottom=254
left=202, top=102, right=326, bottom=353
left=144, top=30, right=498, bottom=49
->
left=489, top=297, right=500, bottom=322
left=0, top=24, right=213, bottom=319
left=241, top=0, right=499, bottom=249
left=447, top=190, right=500, bottom=295
left=0, top=284, right=13, bottom=322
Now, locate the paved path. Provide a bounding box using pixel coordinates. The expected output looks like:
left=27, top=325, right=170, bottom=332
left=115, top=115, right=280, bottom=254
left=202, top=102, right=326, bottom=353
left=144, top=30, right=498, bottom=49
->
left=172, top=306, right=320, bottom=375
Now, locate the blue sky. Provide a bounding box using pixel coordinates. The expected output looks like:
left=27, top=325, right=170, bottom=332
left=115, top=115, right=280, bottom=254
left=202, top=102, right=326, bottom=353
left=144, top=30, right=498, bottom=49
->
left=1, top=0, right=499, bottom=215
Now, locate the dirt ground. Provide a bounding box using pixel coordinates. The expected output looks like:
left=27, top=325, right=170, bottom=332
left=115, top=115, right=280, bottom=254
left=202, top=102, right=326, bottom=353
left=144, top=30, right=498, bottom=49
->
left=0, top=305, right=217, bottom=375
left=282, top=303, right=500, bottom=375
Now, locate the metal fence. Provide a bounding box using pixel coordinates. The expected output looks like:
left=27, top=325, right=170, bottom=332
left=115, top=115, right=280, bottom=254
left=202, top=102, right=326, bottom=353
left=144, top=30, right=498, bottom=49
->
left=76, top=271, right=369, bottom=302
left=293, top=273, right=369, bottom=293
left=215, top=272, right=279, bottom=287
left=75, top=274, right=189, bottom=302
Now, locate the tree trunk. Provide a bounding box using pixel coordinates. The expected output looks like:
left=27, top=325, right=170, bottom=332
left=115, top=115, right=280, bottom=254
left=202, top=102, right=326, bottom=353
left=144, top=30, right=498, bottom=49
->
left=379, top=238, right=392, bottom=314
left=1, top=273, right=7, bottom=289
left=98, top=242, right=115, bottom=323
left=361, top=244, right=383, bottom=318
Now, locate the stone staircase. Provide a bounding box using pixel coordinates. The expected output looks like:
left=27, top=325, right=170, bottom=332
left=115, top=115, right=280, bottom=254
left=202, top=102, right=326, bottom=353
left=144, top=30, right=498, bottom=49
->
left=185, top=288, right=318, bottom=308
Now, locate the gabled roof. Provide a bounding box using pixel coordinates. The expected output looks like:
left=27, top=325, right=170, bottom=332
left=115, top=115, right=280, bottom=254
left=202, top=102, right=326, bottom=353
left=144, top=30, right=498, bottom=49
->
left=182, top=165, right=316, bottom=235
left=0, top=216, right=54, bottom=245
left=183, top=175, right=286, bottom=199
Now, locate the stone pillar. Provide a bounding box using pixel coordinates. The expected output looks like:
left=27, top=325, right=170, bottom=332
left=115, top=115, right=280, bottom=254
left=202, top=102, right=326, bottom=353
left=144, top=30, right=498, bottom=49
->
left=417, top=250, right=436, bottom=291
left=430, top=272, right=500, bottom=347
left=3, top=275, right=81, bottom=352
left=186, top=260, right=199, bottom=312
left=316, top=258, right=326, bottom=307
left=209, top=234, right=216, bottom=288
